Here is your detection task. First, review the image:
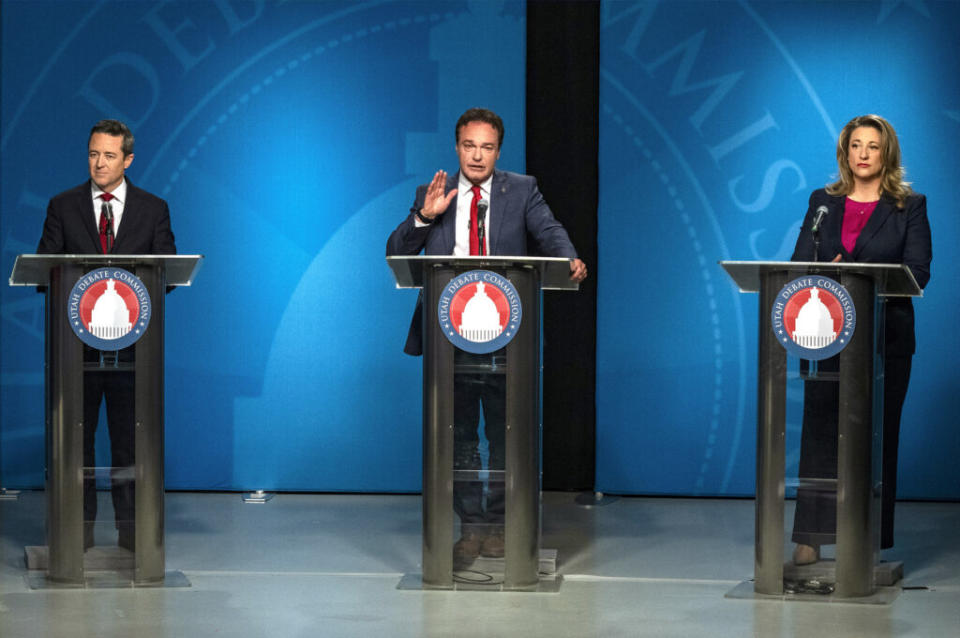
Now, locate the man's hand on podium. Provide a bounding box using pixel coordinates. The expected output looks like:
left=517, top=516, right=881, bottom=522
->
left=569, top=258, right=587, bottom=283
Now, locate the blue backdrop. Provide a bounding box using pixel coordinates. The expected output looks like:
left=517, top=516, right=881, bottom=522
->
left=597, top=0, right=960, bottom=498
left=0, top=0, right=526, bottom=491
left=2, top=1, right=958, bottom=499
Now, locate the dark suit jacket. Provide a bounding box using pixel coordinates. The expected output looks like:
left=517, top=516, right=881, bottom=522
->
left=386, top=169, right=578, bottom=355
left=36, top=179, right=177, bottom=362
left=37, top=179, right=176, bottom=256
left=791, top=188, right=931, bottom=356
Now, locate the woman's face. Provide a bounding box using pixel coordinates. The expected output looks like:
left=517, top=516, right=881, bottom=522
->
left=846, top=125, right=884, bottom=184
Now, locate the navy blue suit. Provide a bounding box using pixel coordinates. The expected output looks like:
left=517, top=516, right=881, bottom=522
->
left=791, top=188, right=931, bottom=549
left=386, top=169, right=577, bottom=356
left=387, top=169, right=578, bottom=536
left=37, top=179, right=176, bottom=547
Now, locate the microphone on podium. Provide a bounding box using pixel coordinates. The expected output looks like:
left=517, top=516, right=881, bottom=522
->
left=811, top=205, right=828, bottom=263
left=810, top=205, right=828, bottom=233
left=477, top=199, right=488, bottom=256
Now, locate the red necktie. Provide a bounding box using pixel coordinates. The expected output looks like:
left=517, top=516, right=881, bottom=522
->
left=469, top=186, right=482, bottom=256
left=99, top=192, right=115, bottom=254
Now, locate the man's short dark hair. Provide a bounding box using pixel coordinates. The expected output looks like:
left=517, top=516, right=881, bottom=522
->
left=89, top=119, right=135, bottom=156
left=455, top=108, right=504, bottom=148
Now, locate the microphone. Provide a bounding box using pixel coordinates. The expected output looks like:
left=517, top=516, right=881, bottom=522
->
left=810, top=205, right=828, bottom=233
left=476, top=199, right=488, bottom=256
left=102, top=201, right=115, bottom=251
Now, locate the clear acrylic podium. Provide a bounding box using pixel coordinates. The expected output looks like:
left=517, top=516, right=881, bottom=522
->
left=720, top=261, right=921, bottom=602
left=387, top=255, right=577, bottom=591
left=9, top=254, right=202, bottom=587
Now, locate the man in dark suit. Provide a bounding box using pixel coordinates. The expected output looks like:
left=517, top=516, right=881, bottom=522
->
left=37, top=119, right=176, bottom=551
left=387, top=108, right=586, bottom=567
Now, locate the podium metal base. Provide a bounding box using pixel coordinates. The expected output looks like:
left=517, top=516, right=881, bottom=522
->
left=24, top=546, right=191, bottom=589
left=26, top=545, right=134, bottom=571
left=784, top=559, right=903, bottom=587
left=398, top=548, right=561, bottom=592
left=398, top=572, right=562, bottom=592
left=25, top=569, right=190, bottom=590
left=725, top=561, right=904, bottom=605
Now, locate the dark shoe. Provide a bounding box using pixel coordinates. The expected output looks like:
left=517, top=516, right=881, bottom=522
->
left=480, top=529, right=504, bottom=558
left=453, top=531, right=482, bottom=569
left=118, top=526, right=135, bottom=552
left=84, top=521, right=95, bottom=551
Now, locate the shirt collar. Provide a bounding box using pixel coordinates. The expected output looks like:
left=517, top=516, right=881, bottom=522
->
left=91, top=178, right=128, bottom=205
left=458, top=172, right=493, bottom=198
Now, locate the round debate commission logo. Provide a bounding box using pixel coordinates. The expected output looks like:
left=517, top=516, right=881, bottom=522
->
left=68, top=268, right=152, bottom=351
left=437, top=270, right=522, bottom=354
left=771, top=275, right=856, bottom=361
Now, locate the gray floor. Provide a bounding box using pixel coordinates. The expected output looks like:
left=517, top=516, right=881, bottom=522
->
left=1, top=492, right=958, bottom=637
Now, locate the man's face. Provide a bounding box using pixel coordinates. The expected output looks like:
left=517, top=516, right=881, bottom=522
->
left=455, top=121, right=500, bottom=185
left=88, top=132, right=133, bottom=193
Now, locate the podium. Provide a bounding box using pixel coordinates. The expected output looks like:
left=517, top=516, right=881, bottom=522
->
left=387, top=255, right=577, bottom=590
left=9, top=254, right=202, bottom=587
left=720, top=261, right=921, bottom=601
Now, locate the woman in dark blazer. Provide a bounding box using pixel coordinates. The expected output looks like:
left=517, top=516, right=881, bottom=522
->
left=790, top=114, right=932, bottom=564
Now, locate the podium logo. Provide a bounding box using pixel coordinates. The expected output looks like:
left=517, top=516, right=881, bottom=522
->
left=68, top=268, right=152, bottom=351
left=437, top=270, right=522, bottom=354
left=771, top=275, right=856, bottom=361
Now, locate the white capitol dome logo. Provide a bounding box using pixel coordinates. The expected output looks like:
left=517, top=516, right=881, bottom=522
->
left=68, top=266, right=152, bottom=352
left=791, top=287, right=836, bottom=349
left=88, top=279, right=133, bottom=340
left=458, top=281, right=504, bottom=343
left=771, top=275, right=855, bottom=361
left=438, top=270, right=522, bottom=355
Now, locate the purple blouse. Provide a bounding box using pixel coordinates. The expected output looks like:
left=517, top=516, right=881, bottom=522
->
left=842, top=198, right=879, bottom=253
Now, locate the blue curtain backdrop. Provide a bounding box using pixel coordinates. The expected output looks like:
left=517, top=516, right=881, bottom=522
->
left=597, top=0, right=960, bottom=498
left=0, top=0, right=526, bottom=491
left=3, top=1, right=958, bottom=499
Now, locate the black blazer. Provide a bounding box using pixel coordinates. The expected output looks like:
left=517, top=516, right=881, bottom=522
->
left=36, top=179, right=177, bottom=361
left=37, top=179, right=176, bottom=255
left=791, top=188, right=932, bottom=356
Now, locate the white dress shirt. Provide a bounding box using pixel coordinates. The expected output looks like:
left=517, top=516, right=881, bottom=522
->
left=91, top=179, right=128, bottom=239
left=453, top=173, right=492, bottom=256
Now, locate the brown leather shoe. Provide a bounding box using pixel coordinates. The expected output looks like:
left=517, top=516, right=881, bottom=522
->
left=453, top=531, right=482, bottom=568
left=480, top=529, right=504, bottom=558
left=792, top=543, right=819, bottom=565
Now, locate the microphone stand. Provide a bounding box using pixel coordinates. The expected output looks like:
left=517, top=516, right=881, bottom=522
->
left=809, top=220, right=822, bottom=376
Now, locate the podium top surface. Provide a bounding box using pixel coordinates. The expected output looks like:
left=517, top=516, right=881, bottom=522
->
left=719, top=261, right=922, bottom=297
left=9, top=254, right=204, bottom=287
left=386, top=255, right=579, bottom=291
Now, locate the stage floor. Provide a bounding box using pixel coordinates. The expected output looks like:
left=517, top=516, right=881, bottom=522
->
left=1, top=492, right=958, bottom=637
